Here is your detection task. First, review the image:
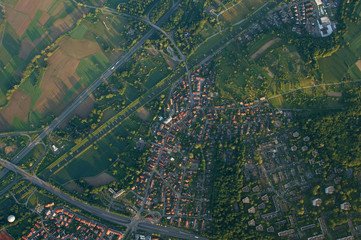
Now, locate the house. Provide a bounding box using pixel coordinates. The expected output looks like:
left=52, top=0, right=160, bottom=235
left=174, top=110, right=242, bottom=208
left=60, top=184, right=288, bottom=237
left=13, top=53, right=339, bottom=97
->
left=325, top=186, right=335, bottom=194
left=242, top=197, right=250, bottom=204
left=267, top=226, right=274, bottom=233
left=256, top=224, right=264, bottom=231
left=252, top=185, right=260, bottom=192
left=248, top=207, right=256, bottom=214
left=340, top=202, right=351, bottom=211
left=242, top=186, right=250, bottom=192
left=261, top=194, right=269, bottom=201
left=278, top=229, right=295, bottom=237
left=248, top=219, right=256, bottom=226
left=258, top=203, right=266, bottom=209
left=307, top=234, right=325, bottom=240
left=312, top=198, right=322, bottom=207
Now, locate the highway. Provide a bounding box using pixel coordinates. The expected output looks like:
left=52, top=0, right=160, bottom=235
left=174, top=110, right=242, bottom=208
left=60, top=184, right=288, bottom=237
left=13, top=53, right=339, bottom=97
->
left=0, top=157, right=207, bottom=240
left=0, top=0, right=183, bottom=180
left=0, top=2, right=276, bottom=238
left=42, top=0, right=276, bottom=178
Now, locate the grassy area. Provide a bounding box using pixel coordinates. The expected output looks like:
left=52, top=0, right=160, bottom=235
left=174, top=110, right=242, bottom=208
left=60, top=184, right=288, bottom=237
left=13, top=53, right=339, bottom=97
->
left=27, top=191, right=53, bottom=208
left=18, top=144, right=45, bottom=169
left=218, top=0, right=268, bottom=27
left=187, top=30, right=229, bottom=64
left=214, top=34, right=313, bottom=102
left=52, top=116, right=142, bottom=185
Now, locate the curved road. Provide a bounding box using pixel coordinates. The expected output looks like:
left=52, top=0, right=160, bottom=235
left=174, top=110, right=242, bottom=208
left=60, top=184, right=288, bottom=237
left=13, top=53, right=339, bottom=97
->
left=0, top=0, right=183, bottom=180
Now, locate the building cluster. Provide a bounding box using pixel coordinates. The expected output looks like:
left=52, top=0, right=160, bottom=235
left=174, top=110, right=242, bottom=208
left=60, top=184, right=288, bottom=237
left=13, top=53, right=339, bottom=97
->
left=21, top=204, right=123, bottom=240
left=119, top=64, right=298, bottom=235
left=263, top=0, right=337, bottom=36
left=240, top=123, right=358, bottom=239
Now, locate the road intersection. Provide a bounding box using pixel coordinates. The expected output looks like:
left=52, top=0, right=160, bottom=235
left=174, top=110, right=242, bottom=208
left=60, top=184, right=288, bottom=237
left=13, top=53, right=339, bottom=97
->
left=0, top=157, right=207, bottom=240
left=0, top=1, right=277, bottom=239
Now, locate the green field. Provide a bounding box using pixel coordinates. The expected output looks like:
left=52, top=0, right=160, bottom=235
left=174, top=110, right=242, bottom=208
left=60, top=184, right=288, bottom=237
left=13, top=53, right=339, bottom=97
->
left=218, top=0, right=268, bottom=26
left=18, top=144, right=45, bottom=169
left=52, top=116, right=143, bottom=185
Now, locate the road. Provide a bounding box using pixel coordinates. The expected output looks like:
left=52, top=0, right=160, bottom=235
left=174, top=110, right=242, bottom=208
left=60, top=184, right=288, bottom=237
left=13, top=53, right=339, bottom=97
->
left=0, top=1, right=276, bottom=238
left=0, top=0, right=183, bottom=180
left=42, top=0, right=276, bottom=178
left=0, top=157, right=207, bottom=240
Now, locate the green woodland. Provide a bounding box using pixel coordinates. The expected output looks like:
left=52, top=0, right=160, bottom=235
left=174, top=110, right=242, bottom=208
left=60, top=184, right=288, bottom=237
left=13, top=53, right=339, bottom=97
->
left=206, top=0, right=361, bottom=239
left=1, top=0, right=361, bottom=239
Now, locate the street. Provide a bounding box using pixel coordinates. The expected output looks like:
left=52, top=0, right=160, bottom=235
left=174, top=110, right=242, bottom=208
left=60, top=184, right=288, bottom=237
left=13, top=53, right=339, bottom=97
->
left=0, top=157, right=206, bottom=240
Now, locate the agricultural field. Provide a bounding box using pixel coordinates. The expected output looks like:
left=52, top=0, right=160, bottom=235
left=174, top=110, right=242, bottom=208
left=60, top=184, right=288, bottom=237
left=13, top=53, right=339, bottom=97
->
left=51, top=115, right=146, bottom=187
left=318, top=19, right=361, bottom=83
left=214, top=36, right=313, bottom=102
left=0, top=1, right=144, bottom=132
left=217, top=0, right=269, bottom=27
left=0, top=0, right=84, bottom=106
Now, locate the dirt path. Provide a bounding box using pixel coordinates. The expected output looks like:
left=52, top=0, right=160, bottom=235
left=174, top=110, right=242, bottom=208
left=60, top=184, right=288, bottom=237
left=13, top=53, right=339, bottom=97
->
left=267, top=78, right=361, bottom=101
left=251, top=38, right=280, bottom=59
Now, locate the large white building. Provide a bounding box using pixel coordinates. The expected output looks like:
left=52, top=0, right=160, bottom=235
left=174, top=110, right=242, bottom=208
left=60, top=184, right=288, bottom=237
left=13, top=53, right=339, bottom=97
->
left=318, top=16, right=333, bottom=37
left=315, top=0, right=323, bottom=6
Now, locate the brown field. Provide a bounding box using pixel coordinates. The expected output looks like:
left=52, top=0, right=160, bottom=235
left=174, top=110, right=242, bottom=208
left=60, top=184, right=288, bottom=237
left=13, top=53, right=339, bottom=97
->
left=64, top=180, right=84, bottom=193
left=19, top=31, right=49, bottom=60
left=327, top=92, right=342, bottom=97
left=84, top=172, right=116, bottom=187
left=74, top=94, right=95, bottom=118
left=0, top=90, right=32, bottom=131
left=39, top=12, right=51, bottom=25
left=0, top=37, right=101, bottom=130
left=137, top=107, right=150, bottom=120
left=52, top=2, right=66, bottom=16
left=15, top=0, right=42, bottom=18
left=33, top=37, right=101, bottom=113
left=49, top=8, right=82, bottom=39
left=251, top=38, right=280, bottom=59
left=356, top=60, right=361, bottom=71
left=5, top=0, right=47, bottom=37
left=60, top=94, right=95, bottom=128
left=18, top=38, right=33, bottom=59
left=6, top=7, right=31, bottom=37
left=5, top=145, right=17, bottom=155
left=0, top=231, right=14, bottom=240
